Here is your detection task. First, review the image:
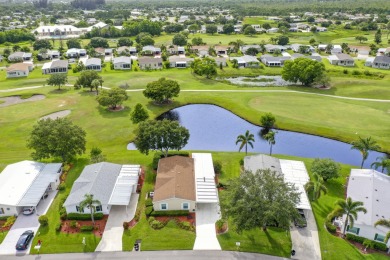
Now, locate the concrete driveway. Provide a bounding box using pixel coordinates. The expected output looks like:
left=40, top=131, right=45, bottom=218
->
left=95, top=194, right=139, bottom=252
left=193, top=203, right=221, bottom=250
left=290, top=209, right=321, bottom=260
left=0, top=190, right=57, bottom=256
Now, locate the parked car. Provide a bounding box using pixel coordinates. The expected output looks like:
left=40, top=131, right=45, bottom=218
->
left=15, top=230, right=34, bottom=250
left=294, top=209, right=307, bottom=228
left=22, top=206, right=35, bottom=215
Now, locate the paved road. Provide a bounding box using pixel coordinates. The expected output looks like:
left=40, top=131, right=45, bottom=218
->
left=2, top=250, right=288, bottom=260
left=95, top=194, right=139, bottom=252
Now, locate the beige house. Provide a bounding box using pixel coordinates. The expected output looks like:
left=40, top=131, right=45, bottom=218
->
left=138, top=57, right=163, bottom=70
left=153, top=156, right=196, bottom=211
left=6, top=63, right=32, bottom=78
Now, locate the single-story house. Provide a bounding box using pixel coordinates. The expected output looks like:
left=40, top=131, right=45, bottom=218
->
left=231, top=55, right=260, bottom=68
left=104, top=48, right=113, bottom=56
left=265, top=44, right=289, bottom=53
left=113, top=56, right=131, bottom=70
left=168, top=56, right=194, bottom=68
left=214, top=57, right=227, bottom=67
left=141, top=45, right=161, bottom=56
left=290, top=44, right=315, bottom=53
left=267, top=28, right=279, bottom=33
left=129, top=47, right=138, bottom=56
left=138, top=57, right=163, bottom=70
left=8, top=52, right=32, bottom=62
left=244, top=154, right=311, bottom=211
left=64, top=162, right=140, bottom=214
left=214, top=45, right=231, bottom=56
left=316, top=27, right=328, bottom=32
left=0, top=54, right=3, bottom=62
left=331, top=44, right=343, bottom=54
left=365, top=57, right=375, bottom=67
left=291, top=53, right=322, bottom=62
left=240, top=45, right=261, bottom=54
left=84, top=58, right=102, bottom=71
left=38, top=50, right=60, bottom=60
left=190, top=45, right=210, bottom=56
left=167, top=45, right=185, bottom=55
left=42, top=60, right=69, bottom=74
left=260, top=54, right=291, bottom=67
left=340, top=169, right=390, bottom=247
left=116, top=46, right=131, bottom=55
left=0, top=161, right=62, bottom=216
left=94, top=48, right=106, bottom=57
left=328, top=53, right=355, bottom=66
left=66, top=48, right=87, bottom=58
left=371, top=56, right=390, bottom=70
left=318, top=44, right=328, bottom=52
left=6, top=63, right=32, bottom=78
left=234, top=24, right=242, bottom=33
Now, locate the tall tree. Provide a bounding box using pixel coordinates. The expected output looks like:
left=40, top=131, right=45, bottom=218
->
left=33, top=39, right=52, bottom=51
left=221, top=169, right=300, bottom=231
left=91, top=79, right=102, bottom=94
left=206, top=24, right=218, bottom=35
left=134, top=119, right=190, bottom=157
left=66, top=39, right=82, bottom=49
left=334, top=197, right=367, bottom=236
left=374, top=29, right=382, bottom=44
left=260, top=112, right=276, bottom=131
left=143, top=78, right=180, bottom=104
left=130, top=103, right=149, bottom=124
left=263, top=130, right=276, bottom=155
left=304, top=172, right=327, bottom=201
left=74, top=70, right=103, bottom=92
left=371, top=156, right=390, bottom=173
left=27, top=118, right=86, bottom=163
left=79, top=194, right=101, bottom=225
left=282, top=58, right=325, bottom=86
left=96, top=87, right=128, bottom=109
left=191, top=57, right=217, bottom=79
left=351, top=136, right=380, bottom=169
left=310, top=158, right=340, bottom=181
left=46, top=74, right=68, bottom=90
left=236, top=130, right=255, bottom=155
left=374, top=219, right=390, bottom=243
left=172, top=33, right=187, bottom=46
left=90, top=147, right=106, bottom=163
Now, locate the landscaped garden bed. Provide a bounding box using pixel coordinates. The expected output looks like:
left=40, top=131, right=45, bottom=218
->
left=60, top=215, right=108, bottom=237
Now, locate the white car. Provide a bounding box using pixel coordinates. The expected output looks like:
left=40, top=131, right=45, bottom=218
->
left=22, top=207, right=35, bottom=215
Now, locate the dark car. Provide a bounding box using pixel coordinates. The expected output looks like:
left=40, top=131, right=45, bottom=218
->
left=15, top=230, right=34, bottom=250
left=294, top=209, right=307, bottom=228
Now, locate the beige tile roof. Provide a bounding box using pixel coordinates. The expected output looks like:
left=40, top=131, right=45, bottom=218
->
left=153, top=156, right=196, bottom=202
left=6, top=63, right=30, bottom=72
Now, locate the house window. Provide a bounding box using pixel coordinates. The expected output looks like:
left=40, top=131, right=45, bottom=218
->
left=374, top=234, right=386, bottom=243
left=76, top=206, right=84, bottom=213
left=0, top=208, right=4, bottom=214
left=95, top=205, right=102, bottom=212
left=160, top=203, right=168, bottom=210
left=347, top=225, right=360, bottom=235
left=182, top=203, right=189, bottom=210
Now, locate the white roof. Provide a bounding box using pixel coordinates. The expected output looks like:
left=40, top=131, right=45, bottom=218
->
left=192, top=153, right=219, bottom=203
left=347, top=169, right=390, bottom=226
left=0, top=161, right=61, bottom=207
left=32, top=25, right=80, bottom=33
left=42, top=61, right=52, bottom=70
left=279, top=159, right=311, bottom=210
left=108, top=165, right=140, bottom=205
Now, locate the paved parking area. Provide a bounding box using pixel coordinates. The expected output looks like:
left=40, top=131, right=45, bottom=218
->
left=95, top=194, right=139, bottom=252
left=193, top=203, right=221, bottom=250
left=290, top=209, right=321, bottom=260
left=0, top=190, right=57, bottom=256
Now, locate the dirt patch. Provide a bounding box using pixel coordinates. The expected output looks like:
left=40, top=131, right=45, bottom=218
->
left=108, top=106, right=125, bottom=112
left=60, top=215, right=108, bottom=237
left=40, top=110, right=71, bottom=120
left=0, top=95, right=45, bottom=108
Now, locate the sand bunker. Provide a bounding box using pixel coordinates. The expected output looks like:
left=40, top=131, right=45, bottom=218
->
left=40, top=110, right=71, bottom=120
left=0, top=95, right=45, bottom=107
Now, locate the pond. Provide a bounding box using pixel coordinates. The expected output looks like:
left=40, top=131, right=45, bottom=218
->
left=223, top=76, right=293, bottom=87
left=127, top=104, right=386, bottom=168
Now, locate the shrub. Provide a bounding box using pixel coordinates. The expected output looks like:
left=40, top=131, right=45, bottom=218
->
left=66, top=212, right=104, bottom=221
left=58, top=197, right=66, bottom=210
left=373, top=241, right=388, bottom=251
left=0, top=216, right=9, bottom=221
left=38, top=215, right=49, bottom=226
left=177, top=221, right=193, bottom=231
left=123, top=221, right=129, bottom=230
left=346, top=233, right=365, bottom=244
left=216, top=219, right=225, bottom=230
left=2, top=216, right=16, bottom=228
left=59, top=207, right=66, bottom=216
left=145, top=198, right=153, bottom=207
left=148, top=216, right=155, bottom=224
left=352, top=70, right=361, bottom=75
left=80, top=225, right=94, bottom=232
left=55, top=223, right=62, bottom=232
left=70, top=220, right=78, bottom=228
left=325, top=221, right=337, bottom=233
left=363, top=239, right=375, bottom=249
left=239, top=159, right=244, bottom=166
left=311, top=158, right=340, bottom=181
left=213, top=160, right=222, bottom=174
left=145, top=206, right=154, bottom=217
left=58, top=183, right=66, bottom=191
left=150, top=220, right=165, bottom=229
left=363, top=70, right=372, bottom=76
left=152, top=151, right=190, bottom=170
left=60, top=213, right=67, bottom=221
left=343, top=69, right=348, bottom=74
left=134, top=208, right=141, bottom=222
left=150, top=210, right=189, bottom=217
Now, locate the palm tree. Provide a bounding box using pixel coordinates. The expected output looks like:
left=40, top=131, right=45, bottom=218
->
left=334, top=197, right=367, bottom=236
left=263, top=130, right=276, bottom=155
left=91, top=79, right=101, bottom=94
left=374, top=219, right=390, bottom=243
left=304, top=173, right=327, bottom=201
left=236, top=130, right=255, bottom=155
left=371, top=156, right=390, bottom=173
left=351, top=136, right=380, bottom=169
left=79, top=194, right=101, bottom=225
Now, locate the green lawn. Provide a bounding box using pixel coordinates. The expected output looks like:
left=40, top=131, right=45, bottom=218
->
left=0, top=231, right=8, bottom=244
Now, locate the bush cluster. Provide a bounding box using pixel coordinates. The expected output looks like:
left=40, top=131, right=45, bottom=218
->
left=80, top=225, right=94, bottom=232
left=150, top=219, right=165, bottom=229
left=150, top=210, right=189, bottom=217
left=177, top=221, right=194, bottom=231
left=325, top=221, right=337, bottom=233
left=38, top=215, right=49, bottom=226
left=123, top=221, right=129, bottom=230
left=2, top=216, right=16, bottom=228
left=145, top=198, right=153, bottom=207
left=66, top=213, right=104, bottom=221
left=346, top=233, right=388, bottom=251
left=58, top=183, right=66, bottom=191
left=70, top=220, right=78, bottom=228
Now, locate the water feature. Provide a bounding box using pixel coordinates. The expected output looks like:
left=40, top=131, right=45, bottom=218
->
left=223, top=76, right=293, bottom=87
left=127, top=104, right=387, bottom=168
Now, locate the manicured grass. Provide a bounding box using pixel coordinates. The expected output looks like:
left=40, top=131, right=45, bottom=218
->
left=0, top=231, right=8, bottom=244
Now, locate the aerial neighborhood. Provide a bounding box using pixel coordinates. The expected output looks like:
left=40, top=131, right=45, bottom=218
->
left=0, top=0, right=390, bottom=259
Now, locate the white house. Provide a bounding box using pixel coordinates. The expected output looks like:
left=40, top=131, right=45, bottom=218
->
left=342, top=169, right=390, bottom=247
left=168, top=56, right=193, bottom=68
left=42, top=60, right=68, bottom=74
left=231, top=55, right=260, bottom=68
left=331, top=44, right=343, bottom=54
left=64, top=162, right=140, bottom=214
left=6, top=63, right=32, bottom=78
left=260, top=54, right=291, bottom=67
left=8, top=52, right=32, bottom=62
left=113, top=56, right=131, bottom=70
left=371, top=56, right=390, bottom=70
left=141, top=45, right=161, bottom=56
left=328, top=54, right=355, bottom=66
left=0, top=161, right=62, bottom=216
left=66, top=48, right=87, bottom=58
left=32, top=25, right=82, bottom=39
left=83, top=58, right=102, bottom=71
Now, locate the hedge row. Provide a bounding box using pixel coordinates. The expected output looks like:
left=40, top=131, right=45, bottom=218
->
left=152, top=151, right=190, bottom=170
left=325, top=221, right=337, bottom=234
left=80, top=225, right=94, bottom=232
left=67, top=213, right=104, bottom=221
left=150, top=210, right=189, bottom=217
left=346, top=233, right=388, bottom=251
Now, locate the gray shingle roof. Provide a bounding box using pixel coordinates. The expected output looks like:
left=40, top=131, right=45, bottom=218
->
left=373, top=56, right=390, bottom=64
left=244, top=154, right=282, bottom=176
left=85, top=58, right=101, bottom=66
left=64, top=162, right=122, bottom=207
left=113, top=56, right=131, bottom=64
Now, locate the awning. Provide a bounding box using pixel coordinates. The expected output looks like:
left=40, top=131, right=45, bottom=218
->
left=192, top=153, right=219, bottom=203
left=108, top=165, right=140, bottom=206
left=18, top=163, right=62, bottom=207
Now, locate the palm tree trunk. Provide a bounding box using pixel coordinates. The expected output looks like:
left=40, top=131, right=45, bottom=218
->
left=343, top=216, right=349, bottom=236
left=360, top=158, right=365, bottom=169
left=269, top=144, right=272, bottom=155
left=91, top=207, right=95, bottom=225
left=245, top=144, right=248, bottom=155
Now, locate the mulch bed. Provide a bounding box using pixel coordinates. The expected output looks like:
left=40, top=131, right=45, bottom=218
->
left=155, top=212, right=196, bottom=226
left=128, top=218, right=138, bottom=228
left=216, top=222, right=228, bottom=234
left=108, top=106, right=124, bottom=112
left=60, top=215, right=108, bottom=237
left=137, top=167, right=145, bottom=193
